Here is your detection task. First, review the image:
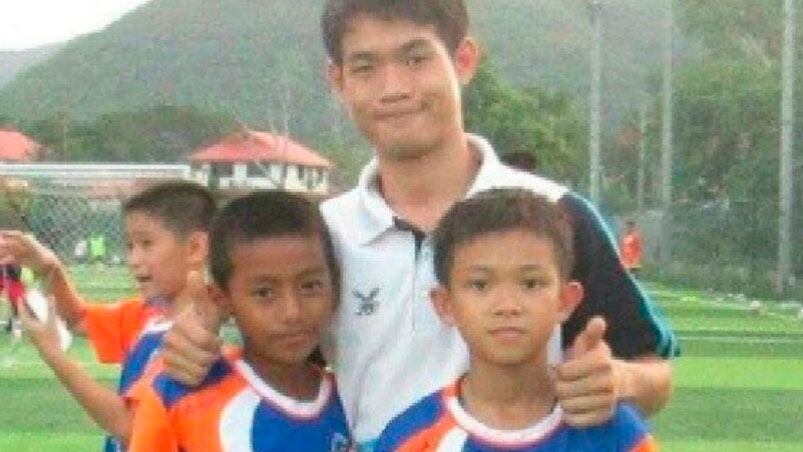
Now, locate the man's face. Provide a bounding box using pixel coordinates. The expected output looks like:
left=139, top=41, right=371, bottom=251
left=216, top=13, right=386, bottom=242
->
left=328, top=14, right=478, bottom=162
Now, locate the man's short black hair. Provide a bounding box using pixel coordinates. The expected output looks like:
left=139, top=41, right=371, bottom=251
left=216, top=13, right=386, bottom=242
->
left=123, top=180, right=216, bottom=237
left=208, top=191, right=339, bottom=295
left=322, top=0, right=469, bottom=66
left=433, top=188, right=574, bottom=285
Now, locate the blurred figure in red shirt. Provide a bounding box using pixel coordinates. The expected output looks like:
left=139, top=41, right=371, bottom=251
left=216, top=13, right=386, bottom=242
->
left=620, top=220, right=644, bottom=276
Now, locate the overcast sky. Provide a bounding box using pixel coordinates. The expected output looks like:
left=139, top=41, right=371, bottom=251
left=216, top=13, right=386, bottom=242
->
left=0, top=0, right=151, bottom=51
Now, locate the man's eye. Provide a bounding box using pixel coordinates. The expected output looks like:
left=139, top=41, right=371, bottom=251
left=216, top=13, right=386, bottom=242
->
left=522, top=278, right=543, bottom=290
left=406, top=55, right=427, bottom=67
left=300, top=279, right=325, bottom=295
left=351, top=64, right=374, bottom=74
left=252, top=287, right=274, bottom=299
left=466, top=280, right=488, bottom=291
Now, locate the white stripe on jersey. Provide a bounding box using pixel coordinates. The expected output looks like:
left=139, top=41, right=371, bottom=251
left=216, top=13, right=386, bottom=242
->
left=219, top=388, right=259, bottom=452
left=436, top=428, right=469, bottom=452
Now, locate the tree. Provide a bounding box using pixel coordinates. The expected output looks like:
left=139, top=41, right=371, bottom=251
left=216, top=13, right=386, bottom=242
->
left=463, top=59, right=587, bottom=185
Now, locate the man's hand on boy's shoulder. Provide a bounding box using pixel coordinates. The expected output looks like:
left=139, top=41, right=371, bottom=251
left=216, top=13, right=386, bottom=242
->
left=0, top=230, right=60, bottom=275
left=161, top=277, right=224, bottom=387
left=553, top=316, right=619, bottom=427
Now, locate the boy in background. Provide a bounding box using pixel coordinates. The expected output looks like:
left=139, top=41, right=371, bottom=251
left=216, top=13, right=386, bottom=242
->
left=3, top=180, right=215, bottom=451
left=377, top=189, right=656, bottom=451
left=1, top=263, right=25, bottom=338
left=620, top=220, right=644, bottom=276
left=129, top=191, right=351, bottom=452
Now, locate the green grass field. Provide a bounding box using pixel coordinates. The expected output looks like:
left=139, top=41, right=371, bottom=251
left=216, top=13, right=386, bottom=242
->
left=1, top=276, right=802, bottom=451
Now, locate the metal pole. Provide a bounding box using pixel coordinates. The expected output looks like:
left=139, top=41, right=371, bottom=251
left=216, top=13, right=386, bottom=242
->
left=588, top=0, right=602, bottom=205
left=638, top=101, right=647, bottom=213
left=777, top=0, right=796, bottom=294
left=659, top=0, right=674, bottom=266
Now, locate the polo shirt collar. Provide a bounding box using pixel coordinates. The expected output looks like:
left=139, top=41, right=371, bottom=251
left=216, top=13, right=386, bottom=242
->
left=354, top=134, right=504, bottom=245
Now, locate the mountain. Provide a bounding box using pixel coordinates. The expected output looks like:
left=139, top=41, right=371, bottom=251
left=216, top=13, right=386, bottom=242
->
left=0, top=43, right=64, bottom=88
left=0, top=0, right=666, bottom=144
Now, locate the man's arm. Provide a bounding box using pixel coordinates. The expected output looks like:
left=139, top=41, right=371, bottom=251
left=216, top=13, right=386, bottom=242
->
left=555, top=318, right=673, bottom=426
left=616, top=354, right=673, bottom=416
left=554, top=193, right=678, bottom=426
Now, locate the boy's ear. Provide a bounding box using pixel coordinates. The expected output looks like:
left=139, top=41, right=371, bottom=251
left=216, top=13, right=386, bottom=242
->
left=454, top=37, right=481, bottom=86
left=430, top=286, right=457, bottom=327
left=558, top=281, right=584, bottom=323
left=185, top=231, right=209, bottom=268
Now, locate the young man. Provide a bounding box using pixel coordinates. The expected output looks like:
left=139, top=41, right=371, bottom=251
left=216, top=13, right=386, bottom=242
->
left=377, top=189, right=656, bottom=451
left=129, top=192, right=351, bottom=452
left=4, top=180, right=215, bottom=451
left=161, top=1, right=678, bottom=449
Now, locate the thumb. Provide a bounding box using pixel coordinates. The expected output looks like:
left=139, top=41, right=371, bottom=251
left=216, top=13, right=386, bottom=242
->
left=184, top=270, right=223, bottom=333
left=568, top=316, right=607, bottom=359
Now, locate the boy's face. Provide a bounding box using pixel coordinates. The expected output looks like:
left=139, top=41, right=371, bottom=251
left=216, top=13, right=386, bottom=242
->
left=432, top=228, right=583, bottom=367
left=125, top=212, right=204, bottom=302
left=328, top=14, right=479, bottom=161
left=216, top=235, right=334, bottom=368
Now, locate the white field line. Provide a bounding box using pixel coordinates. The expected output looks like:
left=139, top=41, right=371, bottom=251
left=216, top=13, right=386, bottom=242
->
left=679, top=335, right=803, bottom=344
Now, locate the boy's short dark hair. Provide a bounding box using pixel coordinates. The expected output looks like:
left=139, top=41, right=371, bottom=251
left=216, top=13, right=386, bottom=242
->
left=209, top=191, right=340, bottom=295
left=123, top=180, right=216, bottom=237
left=322, top=0, right=469, bottom=66
left=433, top=188, right=574, bottom=285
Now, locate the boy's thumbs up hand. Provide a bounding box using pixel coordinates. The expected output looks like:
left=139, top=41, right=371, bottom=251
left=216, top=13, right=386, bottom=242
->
left=554, top=316, right=620, bottom=427
left=568, top=316, right=607, bottom=359
left=162, top=270, right=223, bottom=386
left=183, top=270, right=224, bottom=331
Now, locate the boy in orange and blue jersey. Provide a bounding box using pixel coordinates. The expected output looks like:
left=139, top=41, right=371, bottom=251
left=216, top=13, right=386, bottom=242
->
left=377, top=189, right=657, bottom=452
left=3, top=180, right=215, bottom=451
left=129, top=191, right=352, bottom=452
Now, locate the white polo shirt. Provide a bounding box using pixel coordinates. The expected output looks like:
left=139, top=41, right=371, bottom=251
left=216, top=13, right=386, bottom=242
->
left=320, top=135, right=568, bottom=445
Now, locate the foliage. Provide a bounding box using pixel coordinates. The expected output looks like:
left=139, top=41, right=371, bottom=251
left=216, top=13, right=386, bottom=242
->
left=19, top=105, right=236, bottom=163
left=464, top=59, right=587, bottom=185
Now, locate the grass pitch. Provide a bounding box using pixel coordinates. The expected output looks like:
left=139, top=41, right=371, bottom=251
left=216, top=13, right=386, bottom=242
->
left=1, top=276, right=802, bottom=451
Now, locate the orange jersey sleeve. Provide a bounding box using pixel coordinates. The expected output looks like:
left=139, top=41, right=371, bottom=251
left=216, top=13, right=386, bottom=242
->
left=82, top=298, right=149, bottom=364
left=128, top=384, right=180, bottom=452
left=631, top=434, right=658, bottom=452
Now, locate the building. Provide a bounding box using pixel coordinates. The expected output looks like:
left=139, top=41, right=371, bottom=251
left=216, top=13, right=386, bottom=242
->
left=189, top=130, right=333, bottom=194
left=0, top=129, right=41, bottom=163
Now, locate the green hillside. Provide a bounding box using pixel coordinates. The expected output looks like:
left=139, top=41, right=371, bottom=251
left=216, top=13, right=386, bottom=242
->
left=0, top=0, right=665, bottom=144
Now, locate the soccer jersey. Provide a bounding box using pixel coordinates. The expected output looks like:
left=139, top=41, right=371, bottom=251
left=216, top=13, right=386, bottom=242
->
left=320, top=134, right=678, bottom=446
left=376, top=380, right=657, bottom=452
left=129, top=352, right=352, bottom=452
left=82, top=298, right=172, bottom=452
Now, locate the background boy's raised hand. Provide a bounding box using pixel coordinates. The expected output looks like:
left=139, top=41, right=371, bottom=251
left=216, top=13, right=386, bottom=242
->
left=161, top=270, right=223, bottom=386
left=18, top=293, right=63, bottom=359
left=554, top=316, right=620, bottom=427
left=0, top=230, right=60, bottom=273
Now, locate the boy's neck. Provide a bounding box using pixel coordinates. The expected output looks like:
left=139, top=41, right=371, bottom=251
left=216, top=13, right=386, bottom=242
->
left=377, top=132, right=479, bottom=232
left=243, top=349, right=320, bottom=401
left=461, top=357, right=556, bottom=431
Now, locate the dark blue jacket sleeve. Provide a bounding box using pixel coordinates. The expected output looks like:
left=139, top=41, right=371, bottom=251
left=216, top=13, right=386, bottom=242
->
left=560, top=192, right=679, bottom=358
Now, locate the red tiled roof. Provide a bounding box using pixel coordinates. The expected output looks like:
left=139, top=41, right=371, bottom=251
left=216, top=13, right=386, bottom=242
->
left=0, top=129, right=40, bottom=162
left=189, top=131, right=333, bottom=169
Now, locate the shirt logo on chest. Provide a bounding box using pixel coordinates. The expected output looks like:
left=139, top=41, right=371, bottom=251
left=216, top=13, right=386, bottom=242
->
left=353, top=288, right=380, bottom=316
